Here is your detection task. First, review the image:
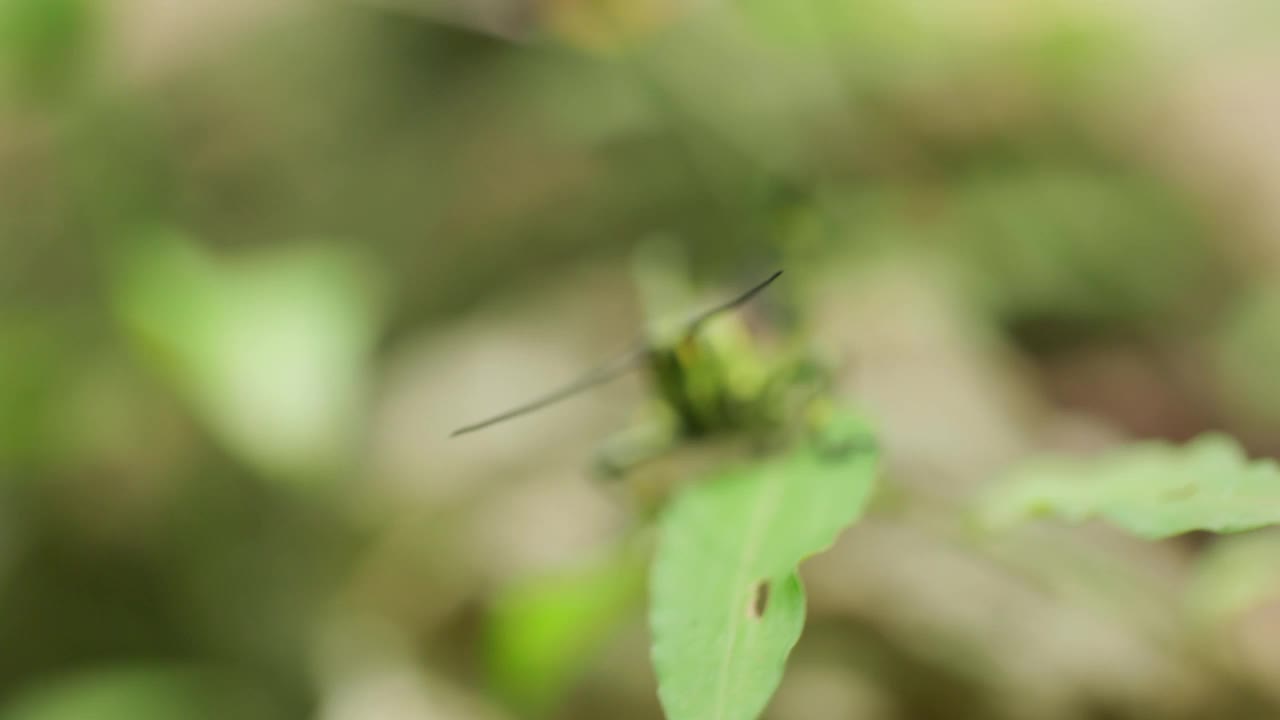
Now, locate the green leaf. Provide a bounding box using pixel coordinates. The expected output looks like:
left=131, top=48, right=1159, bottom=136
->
left=485, top=543, right=647, bottom=715
left=0, top=666, right=271, bottom=720
left=114, top=234, right=382, bottom=485
left=650, top=411, right=878, bottom=720
left=980, top=433, right=1280, bottom=539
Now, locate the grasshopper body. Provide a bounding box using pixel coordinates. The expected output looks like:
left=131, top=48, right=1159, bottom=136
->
left=452, top=263, right=855, bottom=488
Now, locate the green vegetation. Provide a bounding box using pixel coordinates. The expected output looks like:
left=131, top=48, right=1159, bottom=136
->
left=6, top=0, right=1280, bottom=719
left=982, top=434, right=1280, bottom=539
left=651, top=411, right=877, bottom=720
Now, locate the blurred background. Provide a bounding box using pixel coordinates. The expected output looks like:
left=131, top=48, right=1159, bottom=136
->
left=5, top=0, right=1280, bottom=718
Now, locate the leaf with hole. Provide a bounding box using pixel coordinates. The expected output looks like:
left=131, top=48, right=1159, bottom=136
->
left=649, top=411, right=878, bottom=720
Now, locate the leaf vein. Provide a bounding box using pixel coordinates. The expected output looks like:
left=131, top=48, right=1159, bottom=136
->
left=711, top=475, right=783, bottom=720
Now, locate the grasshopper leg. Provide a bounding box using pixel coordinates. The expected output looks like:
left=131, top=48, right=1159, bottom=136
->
left=592, top=417, right=678, bottom=482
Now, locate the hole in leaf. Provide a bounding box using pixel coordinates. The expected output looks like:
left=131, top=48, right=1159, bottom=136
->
left=748, top=580, right=770, bottom=620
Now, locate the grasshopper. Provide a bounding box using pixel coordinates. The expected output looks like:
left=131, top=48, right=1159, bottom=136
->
left=451, top=265, right=861, bottom=486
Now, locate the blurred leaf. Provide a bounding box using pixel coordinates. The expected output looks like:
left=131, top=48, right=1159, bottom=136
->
left=650, top=411, right=878, bottom=720
left=0, top=667, right=271, bottom=720
left=0, top=0, right=94, bottom=101
left=980, top=434, right=1280, bottom=539
left=114, top=234, right=382, bottom=485
left=484, top=543, right=647, bottom=714
left=1186, top=530, right=1280, bottom=626
left=1022, top=3, right=1132, bottom=95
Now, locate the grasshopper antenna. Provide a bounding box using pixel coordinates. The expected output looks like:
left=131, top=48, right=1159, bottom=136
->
left=450, top=345, right=647, bottom=437
left=684, top=270, right=782, bottom=331
left=449, top=270, right=782, bottom=437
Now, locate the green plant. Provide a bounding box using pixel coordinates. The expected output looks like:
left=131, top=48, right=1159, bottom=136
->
left=462, top=251, right=879, bottom=720
left=980, top=433, right=1280, bottom=540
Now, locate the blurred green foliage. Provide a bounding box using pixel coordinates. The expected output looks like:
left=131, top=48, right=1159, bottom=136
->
left=0, top=666, right=279, bottom=720
left=0, top=0, right=94, bottom=101
left=982, top=433, right=1280, bottom=538
left=4, top=0, right=1280, bottom=718
left=485, top=543, right=646, bottom=714
left=115, top=235, right=382, bottom=484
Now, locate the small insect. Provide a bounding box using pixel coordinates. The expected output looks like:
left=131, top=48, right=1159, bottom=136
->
left=451, top=268, right=842, bottom=478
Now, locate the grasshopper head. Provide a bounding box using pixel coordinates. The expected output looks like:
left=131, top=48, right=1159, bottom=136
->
left=646, top=306, right=774, bottom=438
